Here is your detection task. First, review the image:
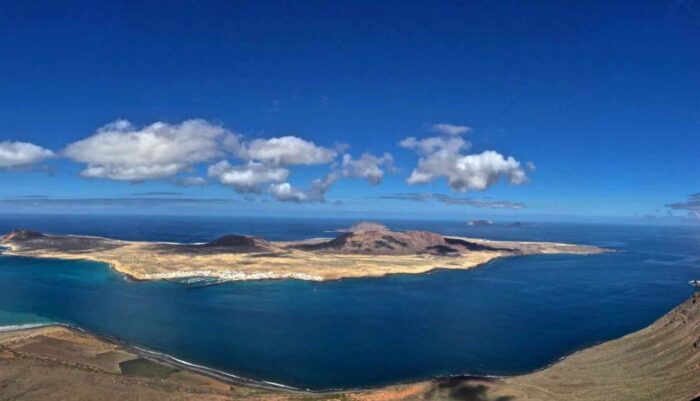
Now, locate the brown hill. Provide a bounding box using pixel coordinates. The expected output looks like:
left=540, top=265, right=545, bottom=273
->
left=1, top=229, right=122, bottom=253
left=200, top=235, right=274, bottom=252
left=1, top=229, right=45, bottom=242
left=296, top=224, right=497, bottom=255
left=476, top=290, right=700, bottom=401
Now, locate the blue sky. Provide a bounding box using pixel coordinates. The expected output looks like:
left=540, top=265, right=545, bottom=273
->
left=1, top=1, right=699, bottom=221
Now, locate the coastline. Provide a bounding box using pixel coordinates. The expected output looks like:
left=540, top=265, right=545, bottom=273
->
left=0, top=321, right=501, bottom=394
left=0, top=322, right=311, bottom=393
left=0, top=230, right=609, bottom=283
left=1, top=290, right=698, bottom=401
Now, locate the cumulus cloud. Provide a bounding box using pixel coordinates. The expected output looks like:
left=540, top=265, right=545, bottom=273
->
left=268, top=183, right=313, bottom=203
left=207, top=161, right=289, bottom=193
left=430, top=123, right=472, bottom=136
left=341, top=152, right=394, bottom=184
left=399, top=134, right=469, bottom=156
left=0, top=141, right=54, bottom=169
left=400, top=129, right=528, bottom=192
left=269, top=172, right=339, bottom=203
left=268, top=151, right=395, bottom=203
left=62, top=118, right=398, bottom=203
left=64, top=119, right=237, bottom=181
left=241, top=136, right=336, bottom=165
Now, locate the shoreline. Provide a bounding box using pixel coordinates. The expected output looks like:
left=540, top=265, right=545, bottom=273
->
left=0, top=288, right=686, bottom=396
left=1, top=293, right=698, bottom=400
left=0, top=321, right=507, bottom=394
left=0, top=319, right=523, bottom=395
left=0, top=230, right=610, bottom=283
left=0, top=322, right=314, bottom=393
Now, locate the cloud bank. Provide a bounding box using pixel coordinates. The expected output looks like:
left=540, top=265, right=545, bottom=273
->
left=4, top=120, right=532, bottom=206
left=62, top=119, right=391, bottom=203
left=379, top=192, right=526, bottom=209
left=666, top=193, right=700, bottom=218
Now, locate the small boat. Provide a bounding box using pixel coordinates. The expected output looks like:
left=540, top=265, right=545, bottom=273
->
left=690, top=280, right=700, bottom=289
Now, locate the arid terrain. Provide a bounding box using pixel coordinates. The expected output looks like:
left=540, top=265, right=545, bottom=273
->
left=0, top=222, right=606, bottom=282
left=1, top=291, right=698, bottom=401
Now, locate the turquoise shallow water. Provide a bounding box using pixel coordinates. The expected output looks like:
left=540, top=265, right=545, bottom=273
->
left=0, top=216, right=697, bottom=390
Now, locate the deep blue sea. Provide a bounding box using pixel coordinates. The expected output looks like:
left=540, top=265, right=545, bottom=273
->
left=0, top=215, right=697, bottom=390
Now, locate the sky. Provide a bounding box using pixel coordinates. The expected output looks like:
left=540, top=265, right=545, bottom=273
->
left=1, top=1, right=699, bottom=222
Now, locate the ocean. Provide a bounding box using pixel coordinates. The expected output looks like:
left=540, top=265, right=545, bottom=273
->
left=0, top=214, right=697, bottom=390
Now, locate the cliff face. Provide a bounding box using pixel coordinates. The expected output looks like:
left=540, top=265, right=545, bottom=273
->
left=0, top=293, right=698, bottom=401
left=478, top=291, right=700, bottom=401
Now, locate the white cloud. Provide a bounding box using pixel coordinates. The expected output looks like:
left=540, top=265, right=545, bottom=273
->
left=269, top=183, right=313, bottom=203
left=62, top=118, right=399, bottom=203
left=401, top=130, right=528, bottom=192
left=79, top=164, right=183, bottom=181
left=242, top=136, right=336, bottom=165
left=0, top=141, right=54, bottom=168
left=399, top=135, right=470, bottom=156
left=430, top=123, right=472, bottom=136
left=64, top=119, right=237, bottom=181
left=208, top=161, right=289, bottom=193
left=341, top=152, right=394, bottom=184
left=269, top=151, right=395, bottom=203
left=269, top=172, right=339, bottom=203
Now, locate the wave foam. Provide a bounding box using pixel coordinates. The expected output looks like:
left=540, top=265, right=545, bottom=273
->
left=0, top=322, right=53, bottom=332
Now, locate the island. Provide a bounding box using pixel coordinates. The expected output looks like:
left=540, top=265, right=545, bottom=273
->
left=0, top=222, right=607, bottom=282
left=1, top=290, right=697, bottom=401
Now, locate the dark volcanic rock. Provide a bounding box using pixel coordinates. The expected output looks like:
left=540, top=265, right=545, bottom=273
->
left=444, top=237, right=500, bottom=252
left=204, top=235, right=265, bottom=248
left=192, top=235, right=274, bottom=253
left=152, top=234, right=274, bottom=254
left=1, top=229, right=122, bottom=253
left=425, top=245, right=461, bottom=255
left=1, top=229, right=45, bottom=242
left=295, top=224, right=490, bottom=256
